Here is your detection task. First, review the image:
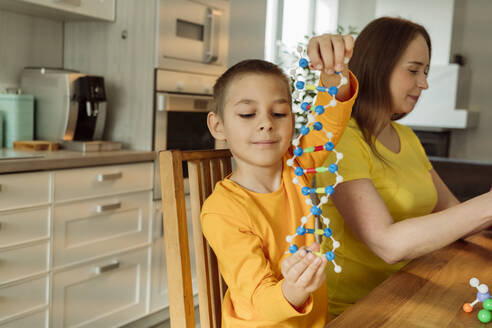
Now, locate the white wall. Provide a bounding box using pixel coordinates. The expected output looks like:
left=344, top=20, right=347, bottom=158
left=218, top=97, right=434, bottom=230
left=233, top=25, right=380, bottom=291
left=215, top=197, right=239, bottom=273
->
left=0, top=10, right=63, bottom=92
left=228, top=0, right=267, bottom=66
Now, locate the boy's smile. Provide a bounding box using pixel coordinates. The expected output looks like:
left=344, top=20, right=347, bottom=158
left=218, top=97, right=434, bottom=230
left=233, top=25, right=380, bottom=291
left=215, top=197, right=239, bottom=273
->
left=208, top=72, right=294, bottom=187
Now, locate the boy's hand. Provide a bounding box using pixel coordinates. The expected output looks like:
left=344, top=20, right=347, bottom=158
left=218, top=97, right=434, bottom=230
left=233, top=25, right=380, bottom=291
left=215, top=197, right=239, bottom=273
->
left=281, top=243, right=328, bottom=309
left=307, top=34, right=354, bottom=75
left=307, top=34, right=354, bottom=101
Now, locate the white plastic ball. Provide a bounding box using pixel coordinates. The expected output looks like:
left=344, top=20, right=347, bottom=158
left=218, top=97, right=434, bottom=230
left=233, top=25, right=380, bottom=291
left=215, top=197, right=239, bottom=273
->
left=325, top=132, right=333, bottom=139
left=470, top=278, right=480, bottom=288
left=320, top=196, right=328, bottom=204
left=333, top=241, right=340, bottom=248
left=305, top=199, right=312, bottom=206
left=336, top=175, right=344, bottom=183
left=301, top=216, right=308, bottom=224
left=292, top=139, right=300, bottom=147
left=307, top=114, right=315, bottom=124
left=290, top=68, right=297, bottom=76
left=337, top=153, right=344, bottom=160
left=323, top=217, right=330, bottom=225
left=286, top=235, right=293, bottom=243
left=334, top=265, right=342, bottom=273
left=292, top=177, right=299, bottom=185
left=329, top=99, right=337, bottom=107
left=478, top=284, right=489, bottom=294
left=286, top=159, right=294, bottom=167
left=340, top=76, right=348, bottom=85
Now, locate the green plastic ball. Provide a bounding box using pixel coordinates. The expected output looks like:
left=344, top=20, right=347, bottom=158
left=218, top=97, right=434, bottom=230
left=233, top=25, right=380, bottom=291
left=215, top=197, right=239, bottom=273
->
left=478, top=309, right=492, bottom=324
left=483, top=299, right=492, bottom=311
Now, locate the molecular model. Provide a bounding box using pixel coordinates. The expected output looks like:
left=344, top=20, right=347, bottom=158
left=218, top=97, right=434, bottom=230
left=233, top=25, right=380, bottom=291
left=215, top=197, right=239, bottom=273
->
left=285, top=45, right=348, bottom=273
left=463, top=277, right=492, bottom=323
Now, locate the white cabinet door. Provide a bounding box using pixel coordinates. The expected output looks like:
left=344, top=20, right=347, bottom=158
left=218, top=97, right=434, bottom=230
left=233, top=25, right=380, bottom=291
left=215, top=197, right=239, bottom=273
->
left=53, top=191, right=152, bottom=268
left=0, top=172, right=51, bottom=211
left=0, top=242, right=49, bottom=285
left=52, top=247, right=151, bottom=328
left=0, top=276, right=49, bottom=324
left=0, top=0, right=116, bottom=21
left=0, top=310, right=48, bottom=328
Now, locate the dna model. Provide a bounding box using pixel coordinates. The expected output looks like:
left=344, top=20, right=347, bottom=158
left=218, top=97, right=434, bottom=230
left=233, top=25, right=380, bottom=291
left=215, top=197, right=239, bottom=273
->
left=285, top=45, right=348, bottom=273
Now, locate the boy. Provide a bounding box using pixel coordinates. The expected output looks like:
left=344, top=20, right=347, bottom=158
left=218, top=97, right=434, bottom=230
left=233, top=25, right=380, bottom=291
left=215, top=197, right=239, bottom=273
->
left=201, top=34, right=358, bottom=327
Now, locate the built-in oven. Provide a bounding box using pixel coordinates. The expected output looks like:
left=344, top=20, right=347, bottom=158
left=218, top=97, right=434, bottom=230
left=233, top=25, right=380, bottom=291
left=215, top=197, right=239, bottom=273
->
left=153, top=69, right=219, bottom=200
left=158, top=0, right=230, bottom=76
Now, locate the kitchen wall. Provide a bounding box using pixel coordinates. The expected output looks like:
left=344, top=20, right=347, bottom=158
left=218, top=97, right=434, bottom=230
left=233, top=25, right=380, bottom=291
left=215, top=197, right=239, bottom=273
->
left=0, top=9, right=63, bottom=92
left=338, top=0, right=492, bottom=162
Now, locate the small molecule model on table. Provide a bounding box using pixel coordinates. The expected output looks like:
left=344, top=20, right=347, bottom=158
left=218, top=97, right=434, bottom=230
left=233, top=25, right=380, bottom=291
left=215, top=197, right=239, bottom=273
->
left=463, top=277, right=492, bottom=323
left=285, top=45, right=348, bottom=273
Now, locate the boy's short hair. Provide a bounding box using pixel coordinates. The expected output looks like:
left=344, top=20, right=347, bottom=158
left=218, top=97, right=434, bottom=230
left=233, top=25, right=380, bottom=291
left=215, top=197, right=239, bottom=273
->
left=212, top=59, right=292, bottom=118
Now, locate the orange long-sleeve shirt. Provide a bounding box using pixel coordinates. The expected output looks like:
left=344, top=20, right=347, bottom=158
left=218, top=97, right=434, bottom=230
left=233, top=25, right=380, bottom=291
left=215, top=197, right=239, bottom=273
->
left=201, top=73, right=358, bottom=327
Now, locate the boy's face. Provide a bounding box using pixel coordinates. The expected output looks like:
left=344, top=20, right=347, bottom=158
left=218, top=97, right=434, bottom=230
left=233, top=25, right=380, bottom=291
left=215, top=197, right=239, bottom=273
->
left=208, top=73, right=293, bottom=169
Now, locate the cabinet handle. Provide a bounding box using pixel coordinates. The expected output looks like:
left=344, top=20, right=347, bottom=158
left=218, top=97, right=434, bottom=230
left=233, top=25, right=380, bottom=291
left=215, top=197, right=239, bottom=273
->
left=96, top=172, right=122, bottom=182
left=0, top=184, right=2, bottom=192
left=95, top=202, right=121, bottom=213
left=94, top=260, right=120, bottom=275
left=0, top=222, right=2, bottom=230
left=203, top=7, right=220, bottom=63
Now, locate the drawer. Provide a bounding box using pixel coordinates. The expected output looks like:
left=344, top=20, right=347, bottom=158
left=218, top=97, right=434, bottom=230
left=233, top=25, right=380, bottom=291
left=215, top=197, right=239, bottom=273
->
left=52, top=247, right=150, bottom=328
left=0, top=276, right=49, bottom=323
left=0, top=172, right=51, bottom=211
left=0, top=242, right=49, bottom=285
left=0, top=207, right=50, bottom=249
left=0, top=310, right=48, bottom=328
left=53, top=191, right=152, bottom=268
left=54, top=162, right=153, bottom=202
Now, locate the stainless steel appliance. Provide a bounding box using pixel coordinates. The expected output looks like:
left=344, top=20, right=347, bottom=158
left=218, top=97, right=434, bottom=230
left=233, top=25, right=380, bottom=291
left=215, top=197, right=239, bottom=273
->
left=158, top=0, right=229, bottom=76
left=20, top=68, right=107, bottom=143
left=153, top=69, right=218, bottom=200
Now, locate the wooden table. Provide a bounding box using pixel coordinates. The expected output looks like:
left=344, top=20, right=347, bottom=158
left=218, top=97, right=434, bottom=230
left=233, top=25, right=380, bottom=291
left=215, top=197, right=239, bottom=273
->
left=326, top=231, right=492, bottom=328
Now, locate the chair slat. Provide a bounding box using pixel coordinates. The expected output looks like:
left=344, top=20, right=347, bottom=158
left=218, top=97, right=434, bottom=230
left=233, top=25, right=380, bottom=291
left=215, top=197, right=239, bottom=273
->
left=159, top=151, right=195, bottom=328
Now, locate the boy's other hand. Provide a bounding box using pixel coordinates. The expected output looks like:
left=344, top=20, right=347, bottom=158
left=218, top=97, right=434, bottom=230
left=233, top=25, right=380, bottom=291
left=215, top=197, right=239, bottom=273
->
left=281, top=243, right=328, bottom=309
left=307, top=34, right=354, bottom=75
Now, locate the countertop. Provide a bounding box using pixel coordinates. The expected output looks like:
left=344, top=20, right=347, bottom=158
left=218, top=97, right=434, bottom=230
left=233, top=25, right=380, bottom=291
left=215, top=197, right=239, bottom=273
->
left=326, top=231, right=492, bottom=327
left=0, top=148, right=155, bottom=174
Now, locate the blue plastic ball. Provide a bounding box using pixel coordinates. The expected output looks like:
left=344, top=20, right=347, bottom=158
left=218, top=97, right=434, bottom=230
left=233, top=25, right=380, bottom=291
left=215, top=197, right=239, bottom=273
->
left=296, top=226, right=306, bottom=235
left=313, top=122, right=323, bottom=130
left=289, top=244, right=299, bottom=254
left=299, top=58, right=309, bottom=68
left=325, top=251, right=335, bottom=261
left=294, top=147, right=303, bottom=156
left=300, top=126, right=310, bottom=135
left=328, top=164, right=338, bottom=173
left=324, top=228, right=333, bottom=237
left=478, top=292, right=491, bottom=303
left=301, top=186, right=311, bottom=196
left=301, top=102, right=310, bottom=111
left=310, top=206, right=321, bottom=216
left=324, top=142, right=334, bottom=151
left=325, top=185, right=335, bottom=195
left=295, top=167, right=304, bottom=176
left=328, top=86, right=338, bottom=96
left=295, top=81, right=305, bottom=90
left=315, top=105, right=324, bottom=114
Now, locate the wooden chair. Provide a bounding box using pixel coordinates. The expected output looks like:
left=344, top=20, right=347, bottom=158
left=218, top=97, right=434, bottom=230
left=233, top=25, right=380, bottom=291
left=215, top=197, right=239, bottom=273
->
left=159, top=149, right=232, bottom=328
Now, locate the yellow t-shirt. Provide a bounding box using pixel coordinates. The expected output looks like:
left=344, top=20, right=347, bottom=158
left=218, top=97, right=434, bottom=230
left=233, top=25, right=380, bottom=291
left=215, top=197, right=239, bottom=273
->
left=316, top=118, right=438, bottom=317
left=201, top=74, right=358, bottom=327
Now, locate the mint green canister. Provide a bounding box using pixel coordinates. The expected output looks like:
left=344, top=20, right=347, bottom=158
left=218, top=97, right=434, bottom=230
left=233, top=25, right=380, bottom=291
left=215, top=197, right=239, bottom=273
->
left=0, top=94, right=34, bottom=148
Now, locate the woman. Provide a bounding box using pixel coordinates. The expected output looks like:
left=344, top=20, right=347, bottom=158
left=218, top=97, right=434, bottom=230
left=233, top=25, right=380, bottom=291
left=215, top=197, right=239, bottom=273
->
left=307, top=17, right=492, bottom=317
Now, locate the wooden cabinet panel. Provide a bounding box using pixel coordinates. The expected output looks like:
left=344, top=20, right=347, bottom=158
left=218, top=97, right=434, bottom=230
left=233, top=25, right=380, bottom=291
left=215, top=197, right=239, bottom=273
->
left=0, top=276, right=48, bottom=323
left=52, top=247, right=150, bottom=328
left=53, top=163, right=153, bottom=202
left=0, top=242, right=49, bottom=285
left=0, top=172, right=51, bottom=211
left=0, top=310, right=48, bottom=328
left=53, top=191, right=152, bottom=268
left=0, top=207, right=50, bottom=248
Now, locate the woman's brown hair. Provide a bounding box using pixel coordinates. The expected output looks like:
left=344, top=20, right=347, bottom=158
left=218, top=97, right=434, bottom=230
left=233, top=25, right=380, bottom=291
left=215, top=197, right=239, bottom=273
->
left=349, top=17, right=431, bottom=161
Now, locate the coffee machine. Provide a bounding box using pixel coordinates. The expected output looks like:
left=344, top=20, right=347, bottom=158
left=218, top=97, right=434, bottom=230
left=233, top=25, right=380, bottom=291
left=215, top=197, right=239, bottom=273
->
left=21, top=68, right=118, bottom=151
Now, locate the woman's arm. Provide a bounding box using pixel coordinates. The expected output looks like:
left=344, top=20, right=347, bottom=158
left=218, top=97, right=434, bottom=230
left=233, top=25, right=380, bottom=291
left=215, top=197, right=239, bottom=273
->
left=330, top=178, right=492, bottom=264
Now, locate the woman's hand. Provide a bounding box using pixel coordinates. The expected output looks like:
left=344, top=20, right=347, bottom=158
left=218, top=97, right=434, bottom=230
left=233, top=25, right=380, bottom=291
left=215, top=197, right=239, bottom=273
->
left=307, top=34, right=354, bottom=75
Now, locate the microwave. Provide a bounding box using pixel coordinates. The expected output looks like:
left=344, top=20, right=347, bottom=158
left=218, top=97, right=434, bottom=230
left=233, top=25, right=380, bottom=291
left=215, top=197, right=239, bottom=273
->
left=158, top=0, right=230, bottom=76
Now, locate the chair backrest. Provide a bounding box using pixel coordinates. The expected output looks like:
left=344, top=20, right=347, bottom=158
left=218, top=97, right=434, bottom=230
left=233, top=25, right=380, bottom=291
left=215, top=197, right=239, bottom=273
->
left=159, top=149, right=232, bottom=328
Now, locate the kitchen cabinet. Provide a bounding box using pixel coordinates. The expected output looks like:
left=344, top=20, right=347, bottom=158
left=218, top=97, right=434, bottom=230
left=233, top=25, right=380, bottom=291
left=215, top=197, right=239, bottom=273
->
left=0, top=0, right=115, bottom=22
left=0, top=162, right=154, bottom=327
